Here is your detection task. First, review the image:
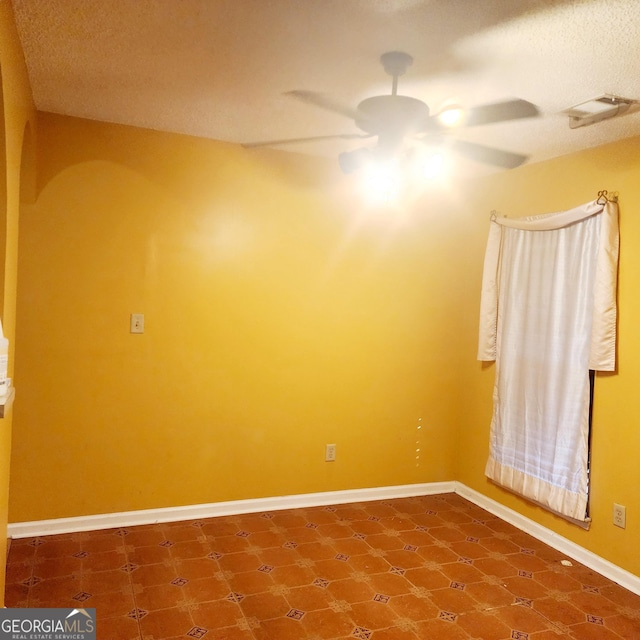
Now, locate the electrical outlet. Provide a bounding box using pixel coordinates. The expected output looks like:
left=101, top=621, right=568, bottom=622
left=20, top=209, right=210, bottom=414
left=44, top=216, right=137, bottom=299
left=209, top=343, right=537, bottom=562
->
left=613, top=503, right=626, bottom=528
left=325, top=443, right=336, bottom=462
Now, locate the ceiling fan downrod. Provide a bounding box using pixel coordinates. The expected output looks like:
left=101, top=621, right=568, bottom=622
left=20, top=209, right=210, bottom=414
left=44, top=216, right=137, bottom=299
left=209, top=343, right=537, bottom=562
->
left=380, top=51, right=413, bottom=96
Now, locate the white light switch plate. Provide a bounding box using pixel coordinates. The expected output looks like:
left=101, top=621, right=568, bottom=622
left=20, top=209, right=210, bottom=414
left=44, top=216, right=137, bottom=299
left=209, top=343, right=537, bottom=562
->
left=130, top=313, right=145, bottom=334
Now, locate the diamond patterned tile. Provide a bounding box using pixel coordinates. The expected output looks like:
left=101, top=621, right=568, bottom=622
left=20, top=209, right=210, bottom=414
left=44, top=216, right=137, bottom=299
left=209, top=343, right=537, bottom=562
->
left=405, top=565, right=450, bottom=590
left=247, top=529, right=289, bottom=548
left=212, top=536, right=251, bottom=554
left=173, top=556, right=218, bottom=581
left=27, top=575, right=82, bottom=607
left=347, top=552, right=390, bottom=575
left=301, top=608, right=356, bottom=638
left=532, top=595, right=586, bottom=626
left=494, top=602, right=556, bottom=635
left=98, top=614, right=142, bottom=640
left=218, top=551, right=262, bottom=573
left=127, top=543, right=172, bottom=565
left=384, top=548, right=426, bottom=570
left=7, top=541, right=38, bottom=564
left=169, top=539, right=211, bottom=561
left=333, top=538, right=371, bottom=556
left=417, top=543, right=460, bottom=564
left=415, top=616, right=473, bottom=639
left=311, top=557, right=353, bottom=580
left=440, top=560, right=485, bottom=584
left=129, top=561, right=176, bottom=587
left=79, top=532, right=127, bottom=555
left=429, top=586, right=478, bottom=615
left=327, top=577, right=377, bottom=603
left=238, top=590, right=290, bottom=620
left=267, top=563, right=315, bottom=588
left=373, top=625, right=421, bottom=640
left=34, top=534, right=82, bottom=558
left=81, top=588, right=137, bottom=619
left=287, top=584, right=333, bottom=611
left=138, top=606, right=195, bottom=639
left=32, top=554, right=82, bottom=579
left=180, top=575, right=233, bottom=602
left=190, top=598, right=246, bottom=629
left=84, top=549, right=128, bottom=572
left=27, top=538, right=46, bottom=547
left=253, top=616, right=309, bottom=640
left=5, top=494, right=639, bottom=640
left=390, top=591, right=439, bottom=620
left=134, top=581, right=186, bottom=611
left=122, top=524, right=165, bottom=548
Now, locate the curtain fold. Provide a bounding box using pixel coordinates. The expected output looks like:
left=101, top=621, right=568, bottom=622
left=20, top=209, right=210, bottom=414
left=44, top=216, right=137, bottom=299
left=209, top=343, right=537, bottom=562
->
left=478, top=200, right=619, bottom=521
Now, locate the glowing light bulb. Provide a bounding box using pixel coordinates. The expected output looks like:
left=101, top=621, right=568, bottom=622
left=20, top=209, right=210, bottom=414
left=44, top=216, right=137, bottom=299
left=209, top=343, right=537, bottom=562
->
left=362, top=158, right=401, bottom=204
left=438, top=106, right=465, bottom=128
left=422, top=152, right=446, bottom=180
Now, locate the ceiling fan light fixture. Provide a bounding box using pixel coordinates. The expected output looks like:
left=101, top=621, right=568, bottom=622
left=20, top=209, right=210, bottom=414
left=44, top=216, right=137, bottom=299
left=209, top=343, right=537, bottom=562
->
left=362, top=157, right=402, bottom=204
left=338, top=147, right=372, bottom=174
left=437, top=106, right=465, bottom=128
left=421, top=151, right=447, bottom=180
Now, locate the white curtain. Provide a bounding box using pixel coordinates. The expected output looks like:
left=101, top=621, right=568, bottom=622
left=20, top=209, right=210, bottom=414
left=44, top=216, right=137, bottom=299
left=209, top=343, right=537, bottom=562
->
left=478, top=200, right=619, bottom=521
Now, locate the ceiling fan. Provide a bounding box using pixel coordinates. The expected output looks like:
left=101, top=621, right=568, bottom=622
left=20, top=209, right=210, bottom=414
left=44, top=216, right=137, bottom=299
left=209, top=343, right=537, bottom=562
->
left=244, top=51, right=540, bottom=172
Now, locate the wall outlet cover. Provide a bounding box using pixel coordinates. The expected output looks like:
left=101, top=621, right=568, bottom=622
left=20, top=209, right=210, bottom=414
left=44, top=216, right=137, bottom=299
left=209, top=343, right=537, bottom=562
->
left=325, top=444, right=336, bottom=462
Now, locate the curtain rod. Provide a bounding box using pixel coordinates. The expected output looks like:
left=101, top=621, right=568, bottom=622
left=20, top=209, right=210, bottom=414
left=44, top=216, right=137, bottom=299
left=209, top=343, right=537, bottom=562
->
left=490, top=191, right=618, bottom=219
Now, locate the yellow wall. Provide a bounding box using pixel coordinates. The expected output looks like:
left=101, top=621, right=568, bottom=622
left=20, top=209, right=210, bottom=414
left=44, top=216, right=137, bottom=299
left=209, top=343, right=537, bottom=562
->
left=9, top=113, right=461, bottom=523
left=0, top=0, right=37, bottom=605
left=4, top=2, right=640, bottom=586
left=455, top=136, right=640, bottom=576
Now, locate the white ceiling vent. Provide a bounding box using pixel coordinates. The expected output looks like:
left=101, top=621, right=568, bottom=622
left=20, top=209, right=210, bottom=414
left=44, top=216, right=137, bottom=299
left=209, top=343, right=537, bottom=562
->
left=564, top=95, right=637, bottom=129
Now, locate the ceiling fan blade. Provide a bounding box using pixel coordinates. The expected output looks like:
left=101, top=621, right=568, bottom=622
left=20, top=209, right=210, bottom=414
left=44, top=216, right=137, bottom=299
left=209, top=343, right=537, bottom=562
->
left=449, top=139, right=528, bottom=169
left=285, top=90, right=363, bottom=121
left=463, top=99, right=540, bottom=127
left=243, top=133, right=373, bottom=149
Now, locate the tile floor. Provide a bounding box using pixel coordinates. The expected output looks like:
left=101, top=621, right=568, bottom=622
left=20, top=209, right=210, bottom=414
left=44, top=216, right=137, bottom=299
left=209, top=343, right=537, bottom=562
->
left=4, top=493, right=640, bottom=639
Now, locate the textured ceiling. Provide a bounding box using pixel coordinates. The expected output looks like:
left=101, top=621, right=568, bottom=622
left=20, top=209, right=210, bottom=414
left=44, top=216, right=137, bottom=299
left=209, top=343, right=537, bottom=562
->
left=11, top=0, right=640, bottom=175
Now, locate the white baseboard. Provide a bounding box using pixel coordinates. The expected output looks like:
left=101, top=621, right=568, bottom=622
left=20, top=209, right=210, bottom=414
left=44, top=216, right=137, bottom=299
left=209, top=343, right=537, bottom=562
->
left=7, top=479, right=640, bottom=596
left=7, top=481, right=456, bottom=539
left=455, top=482, right=640, bottom=596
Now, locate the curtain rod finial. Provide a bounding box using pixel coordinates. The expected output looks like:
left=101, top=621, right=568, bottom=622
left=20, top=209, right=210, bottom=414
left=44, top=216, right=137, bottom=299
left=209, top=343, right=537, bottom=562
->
left=597, top=190, right=618, bottom=204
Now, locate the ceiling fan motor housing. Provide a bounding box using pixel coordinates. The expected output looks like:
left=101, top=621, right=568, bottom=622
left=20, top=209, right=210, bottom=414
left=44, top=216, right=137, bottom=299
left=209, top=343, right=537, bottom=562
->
left=355, top=95, right=430, bottom=150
